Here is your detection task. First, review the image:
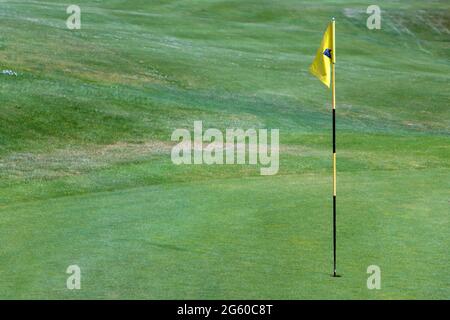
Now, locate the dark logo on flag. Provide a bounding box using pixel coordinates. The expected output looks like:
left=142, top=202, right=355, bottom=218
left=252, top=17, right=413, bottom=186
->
left=323, top=48, right=332, bottom=59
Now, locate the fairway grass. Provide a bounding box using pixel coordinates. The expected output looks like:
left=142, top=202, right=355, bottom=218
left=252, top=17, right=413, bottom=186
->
left=0, top=0, right=449, bottom=299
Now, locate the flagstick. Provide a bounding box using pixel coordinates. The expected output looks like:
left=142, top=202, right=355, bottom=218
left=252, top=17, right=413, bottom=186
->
left=331, top=18, right=338, bottom=277
left=332, top=62, right=337, bottom=277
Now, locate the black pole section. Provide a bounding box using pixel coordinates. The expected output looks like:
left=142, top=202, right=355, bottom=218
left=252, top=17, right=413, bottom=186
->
left=333, top=195, right=336, bottom=276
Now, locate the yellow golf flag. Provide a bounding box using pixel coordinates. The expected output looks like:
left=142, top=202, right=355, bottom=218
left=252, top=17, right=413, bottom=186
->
left=309, top=21, right=335, bottom=88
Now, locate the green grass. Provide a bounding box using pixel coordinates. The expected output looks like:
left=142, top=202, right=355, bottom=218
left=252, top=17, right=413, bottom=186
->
left=0, top=0, right=449, bottom=299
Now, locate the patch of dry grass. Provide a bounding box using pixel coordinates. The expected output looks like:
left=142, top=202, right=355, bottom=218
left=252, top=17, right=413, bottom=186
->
left=0, top=140, right=172, bottom=180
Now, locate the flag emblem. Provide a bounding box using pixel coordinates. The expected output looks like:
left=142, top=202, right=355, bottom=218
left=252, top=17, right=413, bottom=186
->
left=323, top=48, right=332, bottom=59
